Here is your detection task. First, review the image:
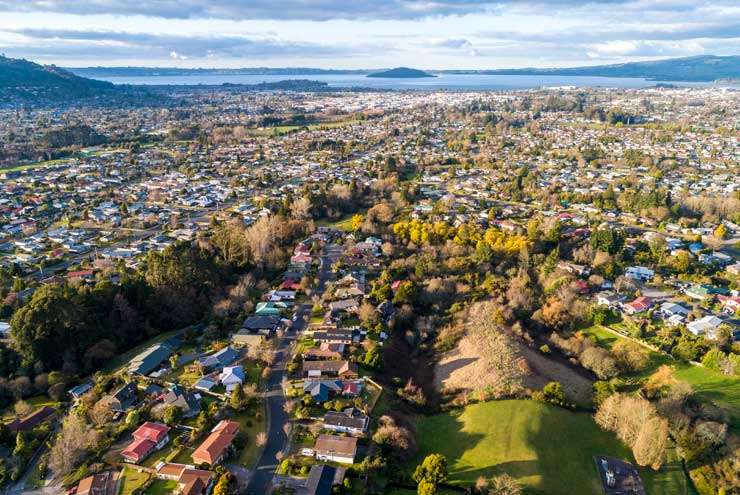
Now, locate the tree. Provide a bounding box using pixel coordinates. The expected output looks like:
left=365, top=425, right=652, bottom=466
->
left=713, top=224, right=728, bottom=240
left=163, top=405, right=182, bottom=426
left=592, top=381, right=615, bottom=407
left=413, top=453, right=448, bottom=485
left=89, top=400, right=114, bottom=427
left=48, top=413, right=99, bottom=479
left=589, top=227, right=624, bottom=255
left=230, top=385, right=246, bottom=411
left=612, top=340, right=649, bottom=372
left=417, top=479, right=437, bottom=495
left=542, top=381, right=566, bottom=405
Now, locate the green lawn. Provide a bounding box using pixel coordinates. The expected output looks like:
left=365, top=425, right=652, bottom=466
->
left=119, top=466, right=150, bottom=495
left=144, top=479, right=179, bottom=495
left=581, top=325, right=740, bottom=432
left=412, top=400, right=690, bottom=495
left=222, top=404, right=266, bottom=467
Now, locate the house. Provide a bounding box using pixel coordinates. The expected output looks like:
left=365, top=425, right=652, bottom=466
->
left=76, top=471, right=117, bottom=495
left=192, top=420, right=240, bottom=466
left=121, top=422, right=170, bottom=463
left=219, top=366, right=245, bottom=392
left=328, top=299, right=360, bottom=315
left=128, top=343, right=172, bottom=376
left=255, top=301, right=285, bottom=316
left=660, top=302, right=690, bottom=319
left=685, top=284, right=714, bottom=301
left=304, top=379, right=343, bottom=402
left=161, top=384, right=201, bottom=418
left=303, top=342, right=345, bottom=361
left=200, top=346, right=239, bottom=370
left=194, top=377, right=217, bottom=393
left=102, top=382, right=138, bottom=413
left=155, top=463, right=213, bottom=495
left=231, top=330, right=265, bottom=348
left=68, top=381, right=93, bottom=400
left=314, top=434, right=358, bottom=464
left=7, top=406, right=56, bottom=433
left=312, top=329, right=359, bottom=345
left=323, top=408, right=369, bottom=435
left=718, top=295, right=740, bottom=314
left=595, top=291, right=622, bottom=308
left=304, top=464, right=345, bottom=495
left=625, top=266, right=654, bottom=281
left=687, top=315, right=724, bottom=338
left=242, top=315, right=283, bottom=335
left=623, top=296, right=653, bottom=315
left=302, top=360, right=358, bottom=379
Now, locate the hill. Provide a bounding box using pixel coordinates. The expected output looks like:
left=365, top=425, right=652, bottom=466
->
left=0, top=55, right=113, bottom=98
left=464, top=55, right=740, bottom=82
left=367, top=67, right=436, bottom=78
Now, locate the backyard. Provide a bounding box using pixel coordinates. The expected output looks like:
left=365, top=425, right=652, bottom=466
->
left=119, top=465, right=150, bottom=495
left=411, top=400, right=692, bottom=495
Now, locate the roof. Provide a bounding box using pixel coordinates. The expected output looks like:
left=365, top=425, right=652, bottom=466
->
left=133, top=422, right=170, bottom=443
left=192, top=420, right=239, bottom=465
left=121, top=437, right=155, bottom=462
left=305, top=465, right=337, bottom=495
left=128, top=343, right=172, bottom=375
left=324, top=410, right=368, bottom=430
left=7, top=405, right=56, bottom=432
left=314, top=434, right=357, bottom=457
left=303, top=360, right=357, bottom=375
left=242, top=315, right=282, bottom=331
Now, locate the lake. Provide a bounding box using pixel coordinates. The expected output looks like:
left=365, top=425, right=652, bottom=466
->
left=92, top=73, right=728, bottom=90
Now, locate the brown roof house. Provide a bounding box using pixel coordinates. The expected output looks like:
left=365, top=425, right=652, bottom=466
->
left=314, top=434, right=358, bottom=464
left=75, top=471, right=117, bottom=495
left=302, top=360, right=358, bottom=379
left=192, top=420, right=240, bottom=466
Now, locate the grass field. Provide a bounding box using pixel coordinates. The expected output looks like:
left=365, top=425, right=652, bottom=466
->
left=581, top=325, right=740, bottom=431
left=412, top=400, right=691, bottom=495
left=119, top=466, right=150, bottom=495
left=145, top=479, right=179, bottom=495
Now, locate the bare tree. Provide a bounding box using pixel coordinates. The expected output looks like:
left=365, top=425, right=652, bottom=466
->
left=49, top=413, right=100, bottom=479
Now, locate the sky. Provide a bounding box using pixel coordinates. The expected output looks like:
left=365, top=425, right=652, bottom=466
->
left=0, top=1, right=738, bottom=69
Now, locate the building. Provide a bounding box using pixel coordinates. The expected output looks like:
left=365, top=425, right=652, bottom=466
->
left=76, top=471, right=117, bottom=495
left=102, top=382, right=138, bottom=413
left=687, top=315, right=724, bottom=337
left=161, top=384, right=201, bottom=418
left=623, top=296, right=653, bottom=315
left=312, top=329, right=359, bottom=345
left=219, top=365, right=245, bottom=392
left=192, top=420, right=240, bottom=466
left=302, top=360, right=358, bottom=379
left=200, top=346, right=239, bottom=370
left=323, top=408, right=369, bottom=435
left=304, top=465, right=345, bottom=495
left=242, top=315, right=283, bottom=335
left=128, top=343, right=173, bottom=376
left=155, top=463, right=213, bottom=495
left=625, top=266, right=654, bottom=281
left=314, top=434, right=358, bottom=464
left=231, top=330, right=266, bottom=348
left=121, top=422, right=170, bottom=463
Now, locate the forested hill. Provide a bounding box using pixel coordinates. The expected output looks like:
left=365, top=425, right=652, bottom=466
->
left=0, top=55, right=113, bottom=94
left=462, top=55, right=740, bottom=82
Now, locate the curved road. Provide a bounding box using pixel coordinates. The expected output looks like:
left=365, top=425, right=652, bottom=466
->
left=246, top=244, right=341, bottom=495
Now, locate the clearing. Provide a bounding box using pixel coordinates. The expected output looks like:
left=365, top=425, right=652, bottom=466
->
left=412, top=400, right=691, bottom=495
left=434, top=332, right=593, bottom=406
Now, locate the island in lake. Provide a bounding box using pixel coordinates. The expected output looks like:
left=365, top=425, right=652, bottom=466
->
left=367, top=67, right=436, bottom=78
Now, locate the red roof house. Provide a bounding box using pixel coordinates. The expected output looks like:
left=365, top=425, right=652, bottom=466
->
left=121, top=422, right=170, bottom=463
left=623, top=296, right=653, bottom=315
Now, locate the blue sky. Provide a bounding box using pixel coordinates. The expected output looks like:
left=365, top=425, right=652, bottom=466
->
left=0, top=1, right=738, bottom=68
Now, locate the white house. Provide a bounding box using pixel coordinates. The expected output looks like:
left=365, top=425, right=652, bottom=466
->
left=625, top=266, right=654, bottom=281
left=687, top=315, right=724, bottom=337
left=219, top=366, right=245, bottom=393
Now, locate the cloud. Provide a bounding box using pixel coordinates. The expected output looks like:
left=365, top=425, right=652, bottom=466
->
left=586, top=40, right=706, bottom=58
left=0, top=0, right=640, bottom=21
left=2, top=28, right=369, bottom=60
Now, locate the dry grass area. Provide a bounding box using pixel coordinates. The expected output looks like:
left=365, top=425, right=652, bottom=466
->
left=434, top=331, right=593, bottom=406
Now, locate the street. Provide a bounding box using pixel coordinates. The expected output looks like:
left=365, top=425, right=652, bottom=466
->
left=245, top=244, right=341, bottom=495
